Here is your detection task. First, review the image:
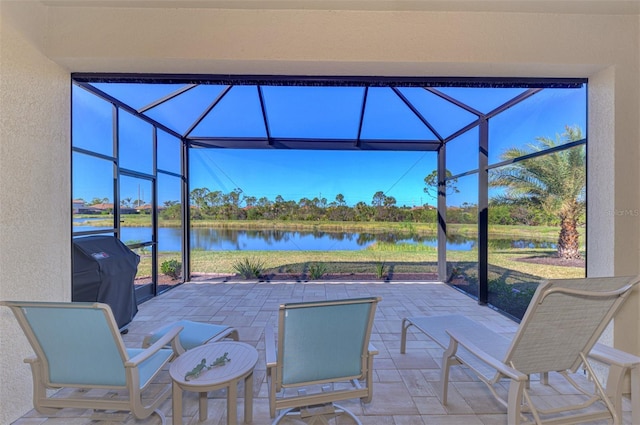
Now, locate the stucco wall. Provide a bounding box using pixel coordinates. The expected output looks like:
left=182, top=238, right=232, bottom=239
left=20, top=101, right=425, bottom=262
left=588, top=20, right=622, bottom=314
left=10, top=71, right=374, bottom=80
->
left=0, top=3, right=70, bottom=424
left=0, top=2, right=639, bottom=422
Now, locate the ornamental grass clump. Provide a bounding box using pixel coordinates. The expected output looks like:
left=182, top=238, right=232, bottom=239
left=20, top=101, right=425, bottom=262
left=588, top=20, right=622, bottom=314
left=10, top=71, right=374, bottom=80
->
left=308, top=262, right=328, bottom=280
left=374, top=259, right=387, bottom=279
left=232, top=257, right=265, bottom=279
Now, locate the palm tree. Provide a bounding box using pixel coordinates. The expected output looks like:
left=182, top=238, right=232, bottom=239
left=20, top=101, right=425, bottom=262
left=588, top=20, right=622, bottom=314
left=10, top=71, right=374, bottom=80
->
left=490, top=125, right=585, bottom=259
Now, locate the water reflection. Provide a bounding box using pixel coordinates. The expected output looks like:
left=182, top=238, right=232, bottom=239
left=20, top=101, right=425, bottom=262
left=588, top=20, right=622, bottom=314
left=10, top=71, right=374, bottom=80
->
left=190, top=227, right=384, bottom=251
left=74, top=224, right=556, bottom=252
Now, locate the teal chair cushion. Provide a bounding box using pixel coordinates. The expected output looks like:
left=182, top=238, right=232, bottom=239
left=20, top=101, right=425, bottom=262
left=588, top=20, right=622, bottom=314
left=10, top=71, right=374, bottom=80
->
left=24, top=306, right=128, bottom=386
left=281, top=302, right=371, bottom=385
left=148, top=320, right=231, bottom=350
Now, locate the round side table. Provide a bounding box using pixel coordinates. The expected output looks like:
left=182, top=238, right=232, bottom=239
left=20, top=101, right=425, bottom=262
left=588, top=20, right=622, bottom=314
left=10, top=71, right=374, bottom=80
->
left=169, top=341, right=259, bottom=425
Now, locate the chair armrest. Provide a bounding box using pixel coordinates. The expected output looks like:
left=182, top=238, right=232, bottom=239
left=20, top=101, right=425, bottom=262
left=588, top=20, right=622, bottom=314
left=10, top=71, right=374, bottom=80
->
left=589, top=342, right=640, bottom=425
left=446, top=329, right=527, bottom=382
left=126, top=325, right=183, bottom=367
left=590, top=343, right=640, bottom=368
left=368, top=343, right=379, bottom=356
left=265, top=324, right=277, bottom=368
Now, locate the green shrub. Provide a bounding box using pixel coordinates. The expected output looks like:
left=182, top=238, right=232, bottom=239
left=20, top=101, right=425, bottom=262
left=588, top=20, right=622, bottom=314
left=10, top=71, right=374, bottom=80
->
left=308, top=262, right=328, bottom=279
left=374, top=256, right=386, bottom=279
left=160, top=259, right=182, bottom=279
left=232, top=257, right=265, bottom=279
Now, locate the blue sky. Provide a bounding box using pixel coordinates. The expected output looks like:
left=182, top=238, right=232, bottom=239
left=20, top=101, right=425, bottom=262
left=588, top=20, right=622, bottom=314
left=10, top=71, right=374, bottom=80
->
left=189, top=148, right=435, bottom=207
left=72, top=83, right=586, bottom=208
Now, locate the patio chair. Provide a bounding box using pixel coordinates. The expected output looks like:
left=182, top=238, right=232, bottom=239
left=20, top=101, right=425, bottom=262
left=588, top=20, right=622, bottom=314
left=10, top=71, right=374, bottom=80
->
left=1, top=300, right=181, bottom=424
left=265, top=297, right=381, bottom=424
left=142, top=319, right=239, bottom=356
left=437, top=275, right=640, bottom=425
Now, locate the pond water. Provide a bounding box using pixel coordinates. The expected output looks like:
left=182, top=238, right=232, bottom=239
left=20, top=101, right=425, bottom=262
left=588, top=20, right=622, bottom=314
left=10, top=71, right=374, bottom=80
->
left=73, top=222, right=556, bottom=252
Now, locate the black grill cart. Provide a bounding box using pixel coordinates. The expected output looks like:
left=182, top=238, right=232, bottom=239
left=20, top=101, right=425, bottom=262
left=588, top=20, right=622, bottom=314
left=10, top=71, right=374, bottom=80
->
left=72, top=235, right=139, bottom=331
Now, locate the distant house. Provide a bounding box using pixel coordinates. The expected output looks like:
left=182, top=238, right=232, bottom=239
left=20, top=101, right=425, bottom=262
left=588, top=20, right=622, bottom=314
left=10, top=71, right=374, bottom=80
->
left=75, top=201, right=142, bottom=214
left=90, top=202, right=114, bottom=211
left=78, top=206, right=102, bottom=214
left=135, top=204, right=154, bottom=214
left=82, top=203, right=121, bottom=214
left=74, top=200, right=104, bottom=214
left=72, top=199, right=85, bottom=214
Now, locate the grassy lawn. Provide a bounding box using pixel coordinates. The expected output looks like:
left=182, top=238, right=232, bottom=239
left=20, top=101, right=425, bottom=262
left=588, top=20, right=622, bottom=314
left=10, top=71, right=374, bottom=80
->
left=191, top=247, right=439, bottom=276
left=140, top=245, right=584, bottom=281
left=140, top=246, right=440, bottom=278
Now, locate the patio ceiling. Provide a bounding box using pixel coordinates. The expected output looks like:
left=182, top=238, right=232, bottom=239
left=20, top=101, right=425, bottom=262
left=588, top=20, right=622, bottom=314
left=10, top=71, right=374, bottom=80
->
left=73, top=75, right=583, bottom=152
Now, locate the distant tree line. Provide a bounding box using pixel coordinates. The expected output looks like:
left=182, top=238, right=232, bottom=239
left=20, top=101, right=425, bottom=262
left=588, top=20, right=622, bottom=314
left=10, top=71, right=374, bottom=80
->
left=185, top=188, right=436, bottom=222
left=155, top=187, right=579, bottom=227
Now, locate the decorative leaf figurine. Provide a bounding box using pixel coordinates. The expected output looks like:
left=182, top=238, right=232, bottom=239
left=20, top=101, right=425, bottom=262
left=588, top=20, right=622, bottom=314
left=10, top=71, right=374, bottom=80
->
left=184, top=352, right=231, bottom=381
left=211, top=352, right=231, bottom=367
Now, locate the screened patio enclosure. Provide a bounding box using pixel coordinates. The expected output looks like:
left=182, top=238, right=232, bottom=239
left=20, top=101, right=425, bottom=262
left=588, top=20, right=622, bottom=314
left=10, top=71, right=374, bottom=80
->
left=72, top=74, right=587, bottom=318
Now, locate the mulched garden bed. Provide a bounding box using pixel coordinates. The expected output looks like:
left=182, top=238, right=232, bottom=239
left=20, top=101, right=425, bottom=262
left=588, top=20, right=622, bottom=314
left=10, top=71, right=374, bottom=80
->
left=516, top=255, right=585, bottom=268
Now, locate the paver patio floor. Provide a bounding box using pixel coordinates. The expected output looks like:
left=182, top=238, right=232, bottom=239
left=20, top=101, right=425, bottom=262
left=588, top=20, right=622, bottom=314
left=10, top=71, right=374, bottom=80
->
left=13, top=280, right=634, bottom=425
